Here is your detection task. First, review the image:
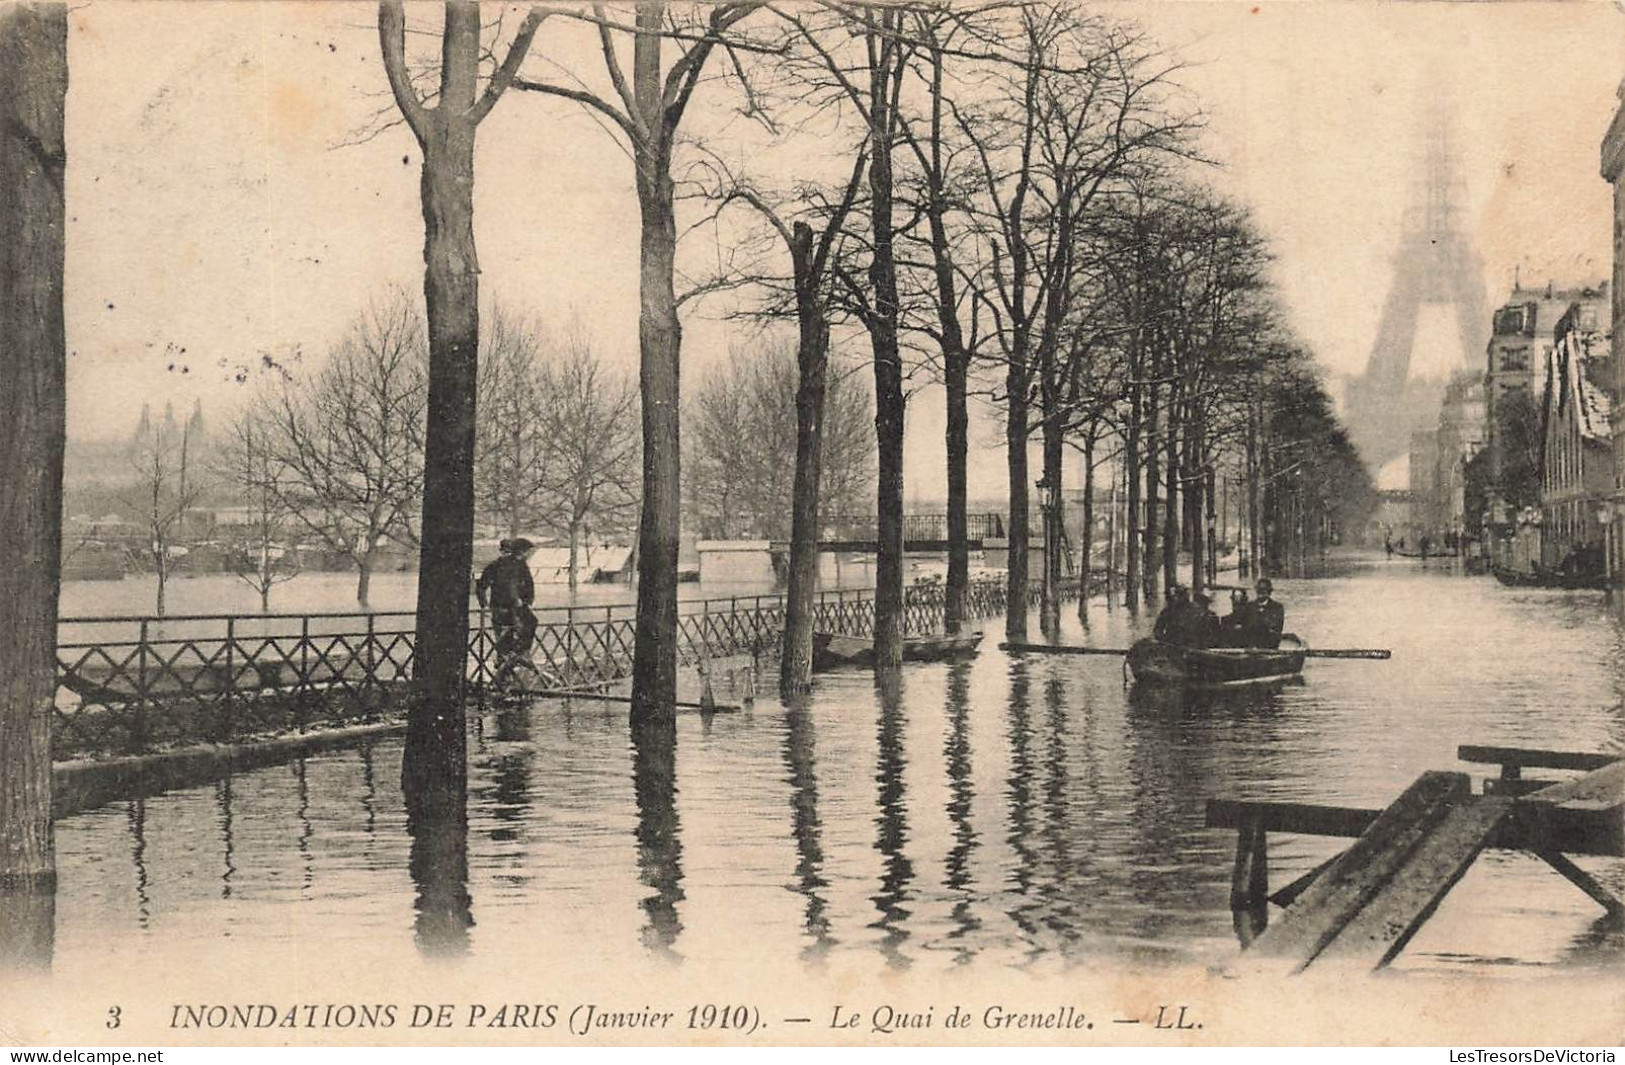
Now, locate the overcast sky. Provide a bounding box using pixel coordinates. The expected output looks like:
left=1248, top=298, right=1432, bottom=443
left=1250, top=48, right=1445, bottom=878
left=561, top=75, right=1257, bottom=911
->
left=62, top=1, right=1625, bottom=500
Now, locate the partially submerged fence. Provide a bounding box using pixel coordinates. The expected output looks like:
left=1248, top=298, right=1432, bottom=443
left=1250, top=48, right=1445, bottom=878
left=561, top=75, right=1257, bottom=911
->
left=55, top=576, right=1084, bottom=759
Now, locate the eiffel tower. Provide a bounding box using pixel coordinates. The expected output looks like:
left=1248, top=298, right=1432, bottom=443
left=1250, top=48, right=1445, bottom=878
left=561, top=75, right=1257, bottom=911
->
left=1343, top=111, right=1489, bottom=473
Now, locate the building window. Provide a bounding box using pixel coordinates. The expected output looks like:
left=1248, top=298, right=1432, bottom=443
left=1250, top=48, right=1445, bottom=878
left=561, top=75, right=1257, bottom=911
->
left=1494, top=307, right=1527, bottom=334
left=1499, top=347, right=1530, bottom=372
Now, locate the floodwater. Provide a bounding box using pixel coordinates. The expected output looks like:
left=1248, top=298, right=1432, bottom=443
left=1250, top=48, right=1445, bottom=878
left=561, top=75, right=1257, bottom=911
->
left=41, top=554, right=1625, bottom=982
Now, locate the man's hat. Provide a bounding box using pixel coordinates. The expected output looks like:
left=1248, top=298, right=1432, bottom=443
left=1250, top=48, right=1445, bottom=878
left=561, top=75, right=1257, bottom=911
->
left=503, top=537, right=535, bottom=554
left=1255, top=577, right=1273, bottom=593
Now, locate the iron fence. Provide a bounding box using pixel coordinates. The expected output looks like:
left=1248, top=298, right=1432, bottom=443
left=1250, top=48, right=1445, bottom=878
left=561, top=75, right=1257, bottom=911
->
left=54, top=576, right=1082, bottom=759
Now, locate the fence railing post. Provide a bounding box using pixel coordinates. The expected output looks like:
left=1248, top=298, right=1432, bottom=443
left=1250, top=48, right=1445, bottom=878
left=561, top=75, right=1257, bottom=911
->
left=221, top=616, right=236, bottom=743
left=132, top=619, right=150, bottom=754
left=297, top=617, right=311, bottom=732
left=366, top=612, right=379, bottom=713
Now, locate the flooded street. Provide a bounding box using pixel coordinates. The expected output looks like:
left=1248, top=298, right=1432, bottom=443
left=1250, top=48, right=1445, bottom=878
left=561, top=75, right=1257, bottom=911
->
left=48, top=554, right=1625, bottom=982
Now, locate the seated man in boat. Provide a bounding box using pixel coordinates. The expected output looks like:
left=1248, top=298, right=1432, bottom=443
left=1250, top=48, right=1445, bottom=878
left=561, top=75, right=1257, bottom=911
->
left=1153, top=585, right=1192, bottom=644
left=477, top=537, right=539, bottom=688
left=1217, top=588, right=1255, bottom=647
left=1186, top=592, right=1221, bottom=649
left=1247, top=577, right=1285, bottom=649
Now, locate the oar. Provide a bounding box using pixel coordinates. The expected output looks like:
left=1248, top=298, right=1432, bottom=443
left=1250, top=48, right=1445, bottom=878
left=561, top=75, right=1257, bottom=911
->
left=509, top=688, right=742, bottom=713
left=1000, top=641, right=1130, bottom=655
left=1000, top=641, right=1392, bottom=660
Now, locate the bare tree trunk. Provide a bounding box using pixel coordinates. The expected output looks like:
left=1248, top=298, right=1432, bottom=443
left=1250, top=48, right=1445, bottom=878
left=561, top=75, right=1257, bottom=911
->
left=1078, top=433, right=1096, bottom=625
left=1040, top=398, right=1063, bottom=635
left=568, top=518, right=581, bottom=593
left=410, top=15, right=480, bottom=732
left=866, top=20, right=906, bottom=672
left=1163, top=412, right=1179, bottom=593
left=1142, top=377, right=1160, bottom=606
left=1245, top=401, right=1260, bottom=578
left=943, top=334, right=968, bottom=636
left=630, top=161, right=683, bottom=718
left=782, top=223, right=830, bottom=696
left=0, top=0, right=66, bottom=903
left=155, top=556, right=168, bottom=618
left=1189, top=440, right=1205, bottom=600
left=356, top=549, right=374, bottom=611
left=1006, top=374, right=1030, bottom=639
left=1125, top=384, right=1141, bottom=613
left=381, top=0, right=541, bottom=767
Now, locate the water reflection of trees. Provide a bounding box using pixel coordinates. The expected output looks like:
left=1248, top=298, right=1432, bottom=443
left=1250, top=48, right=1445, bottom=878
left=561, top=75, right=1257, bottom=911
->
left=1119, top=680, right=1290, bottom=947
left=478, top=707, right=535, bottom=870
left=942, top=661, right=980, bottom=962
left=404, top=738, right=474, bottom=960
left=870, top=670, right=914, bottom=969
left=631, top=717, right=684, bottom=959
left=217, top=777, right=235, bottom=899
left=0, top=886, right=53, bottom=972
left=781, top=694, right=833, bottom=961
left=1003, top=661, right=1043, bottom=960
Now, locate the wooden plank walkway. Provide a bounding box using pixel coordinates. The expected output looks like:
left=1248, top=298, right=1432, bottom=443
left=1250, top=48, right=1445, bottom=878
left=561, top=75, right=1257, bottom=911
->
left=1209, top=746, right=1624, bottom=974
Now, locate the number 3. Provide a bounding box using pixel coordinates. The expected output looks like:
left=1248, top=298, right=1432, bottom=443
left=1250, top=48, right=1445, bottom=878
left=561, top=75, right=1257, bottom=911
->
left=106, top=1006, right=121, bottom=1029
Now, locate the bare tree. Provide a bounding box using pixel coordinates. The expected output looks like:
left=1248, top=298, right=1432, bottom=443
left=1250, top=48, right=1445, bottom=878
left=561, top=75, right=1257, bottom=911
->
left=686, top=339, right=874, bottom=543
left=122, top=409, right=206, bottom=618
left=772, top=2, right=915, bottom=669
left=0, top=0, right=67, bottom=904
left=379, top=0, right=546, bottom=733
left=474, top=305, right=552, bottom=538
left=253, top=293, right=427, bottom=609
left=708, top=150, right=868, bottom=693
left=217, top=411, right=301, bottom=613
left=533, top=326, right=640, bottom=590
left=514, top=0, right=765, bottom=721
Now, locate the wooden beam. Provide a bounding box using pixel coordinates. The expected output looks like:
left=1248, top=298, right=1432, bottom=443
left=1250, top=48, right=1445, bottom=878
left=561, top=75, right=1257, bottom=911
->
left=1533, top=847, right=1625, bottom=919
left=1269, top=852, right=1343, bottom=908
left=1315, top=796, right=1512, bottom=968
left=1230, top=814, right=1269, bottom=910
left=1245, top=772, right=1472, bottom=972
left=1206, top=796, right=1622, bottom=857
left=1206, top=798, right=1380, bottom=838
left=1457, top=746, right=1620, bottom=774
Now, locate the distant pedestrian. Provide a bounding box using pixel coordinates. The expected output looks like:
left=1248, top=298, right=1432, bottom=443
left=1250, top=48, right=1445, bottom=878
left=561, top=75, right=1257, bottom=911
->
left=477, top=537, right=538, bottom=688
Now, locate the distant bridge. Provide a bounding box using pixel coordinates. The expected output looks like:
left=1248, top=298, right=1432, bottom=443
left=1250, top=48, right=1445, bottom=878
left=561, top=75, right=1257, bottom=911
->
left=817, top=512, right=1018, bottom=553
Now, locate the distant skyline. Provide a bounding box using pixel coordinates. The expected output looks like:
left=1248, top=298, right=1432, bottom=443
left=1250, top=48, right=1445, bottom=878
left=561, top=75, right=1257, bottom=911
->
left=60, top=2, right=1625, bottom=501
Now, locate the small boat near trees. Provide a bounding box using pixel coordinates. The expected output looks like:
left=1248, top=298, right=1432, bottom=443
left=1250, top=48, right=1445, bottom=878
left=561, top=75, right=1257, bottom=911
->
left=1490, top=565, right=1605, bottom=591
left=811, top=630, right=984, bottom=670
left=1125, top=634, right=1309, bottom=688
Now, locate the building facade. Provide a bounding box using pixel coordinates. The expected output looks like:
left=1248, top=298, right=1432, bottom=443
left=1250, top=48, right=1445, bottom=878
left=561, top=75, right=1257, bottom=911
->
left=1482, top=284, right=1608, bottom=568
left=1538, top=311, right=1614, bottom=575
left=1432, top=369, right=1486, bottom=546
left=1601, top=79, right=1625, bottom=592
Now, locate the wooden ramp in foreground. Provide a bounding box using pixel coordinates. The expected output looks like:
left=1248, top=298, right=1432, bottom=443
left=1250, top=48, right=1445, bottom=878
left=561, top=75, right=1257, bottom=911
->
left=1208, top=746, right=1624, bottom=974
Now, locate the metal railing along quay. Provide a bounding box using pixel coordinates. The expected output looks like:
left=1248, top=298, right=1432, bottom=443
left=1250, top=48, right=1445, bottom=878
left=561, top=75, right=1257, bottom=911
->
left=54, top=576, right=1082, bottom=760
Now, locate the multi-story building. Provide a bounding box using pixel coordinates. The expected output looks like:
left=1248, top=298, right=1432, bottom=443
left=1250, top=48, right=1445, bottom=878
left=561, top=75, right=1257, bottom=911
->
left=1538, top=307, right=1615, bottom=575
left=1409, top=430, right=1440, bottom=533
left=1482, top=284, right=1608, bottom=566
left=1601, top=78, right=1625, bottom=591
left=1432, top=369, right=1486, bottom=544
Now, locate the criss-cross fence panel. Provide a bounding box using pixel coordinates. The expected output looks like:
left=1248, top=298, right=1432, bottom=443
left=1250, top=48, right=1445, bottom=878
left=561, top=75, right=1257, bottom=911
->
left=55, top=577, right=1081, bottom=757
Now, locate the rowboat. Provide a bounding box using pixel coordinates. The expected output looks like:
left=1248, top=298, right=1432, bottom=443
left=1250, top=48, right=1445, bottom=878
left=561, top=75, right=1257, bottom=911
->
left=1491, top=565, right=1605, bottom=591
left=1125, top=634, right=1308, bottom=688
left=812, top=630, right=984, bottom=670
